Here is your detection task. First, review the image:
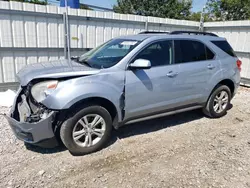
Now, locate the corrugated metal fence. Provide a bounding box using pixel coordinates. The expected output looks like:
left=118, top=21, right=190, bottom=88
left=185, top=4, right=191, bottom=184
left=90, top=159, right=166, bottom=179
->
left=205, top=21, right=250, bottom=84
left=0, top=1, right=249, bottom=86
left=0, top=1, right=198, bottom=84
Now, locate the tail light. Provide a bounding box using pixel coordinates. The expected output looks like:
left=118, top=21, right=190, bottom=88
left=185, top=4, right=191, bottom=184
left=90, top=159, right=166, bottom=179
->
left=236, top=59, right=242, bottom=72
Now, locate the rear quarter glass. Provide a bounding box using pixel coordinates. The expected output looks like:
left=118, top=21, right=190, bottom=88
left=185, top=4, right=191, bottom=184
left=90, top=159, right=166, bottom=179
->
left=211, top=40, right=236, bottom=57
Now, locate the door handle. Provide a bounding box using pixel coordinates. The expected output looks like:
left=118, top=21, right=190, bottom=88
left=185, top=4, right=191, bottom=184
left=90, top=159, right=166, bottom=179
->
left=166, top=71, right=178, bottom=77
left=207, top=64, right=215, bottom=70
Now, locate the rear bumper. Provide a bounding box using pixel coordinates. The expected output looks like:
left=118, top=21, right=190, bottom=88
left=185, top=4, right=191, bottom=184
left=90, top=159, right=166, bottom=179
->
left=4, top=112, right=58, bottom=148
left=232, top=82, right=240, bottom=98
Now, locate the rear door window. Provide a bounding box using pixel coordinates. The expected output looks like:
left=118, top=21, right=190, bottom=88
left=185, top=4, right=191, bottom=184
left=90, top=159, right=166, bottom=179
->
left=211, top=41, right=236, bottom=57
left=206, top=46, right=215, bottom=60
left=174, top=40, right=207, bottom=64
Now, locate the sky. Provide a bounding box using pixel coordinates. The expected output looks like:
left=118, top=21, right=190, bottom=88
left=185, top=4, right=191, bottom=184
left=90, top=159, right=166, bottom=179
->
left=80, top=0, right=207, bottom=12
left=81, top=0, right=117, bottom=9
left=49, top=0, right=207, bottom=13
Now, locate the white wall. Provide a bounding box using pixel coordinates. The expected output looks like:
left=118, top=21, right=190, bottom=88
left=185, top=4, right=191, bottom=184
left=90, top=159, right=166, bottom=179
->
left=0, top=1, right=199, bottom=83
left=205, top=21, right=250, bottom=82
left=1, top=1, right=250, bottom=85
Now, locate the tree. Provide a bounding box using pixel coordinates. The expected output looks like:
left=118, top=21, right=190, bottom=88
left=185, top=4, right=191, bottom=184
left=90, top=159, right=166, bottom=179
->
left=80, top=4, right=92, bottom=10
left=3, top=0, right=48, bottom=5
left=113, top=0, right=192, bottom=20
left=207, top=0, right=250, bottom=21
left=188, top=11, right=212, bottom=22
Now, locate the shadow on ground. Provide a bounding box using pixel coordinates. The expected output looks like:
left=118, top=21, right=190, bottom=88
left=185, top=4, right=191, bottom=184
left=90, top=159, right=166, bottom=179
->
left=25, top=109, right=205, bottom=155
left=114, top=109, right=204, bottom=139
left=114, top=104, right=233, bottom=140
left=24, top=142, right=67, bottom=154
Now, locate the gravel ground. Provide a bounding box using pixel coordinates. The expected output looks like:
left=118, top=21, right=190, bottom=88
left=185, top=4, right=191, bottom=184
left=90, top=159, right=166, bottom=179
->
left=0, top=87, right=250, bottom=188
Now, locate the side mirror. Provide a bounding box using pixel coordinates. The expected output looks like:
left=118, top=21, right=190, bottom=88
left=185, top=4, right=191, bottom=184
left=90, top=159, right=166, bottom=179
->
left=129, top=59, right=151, bottom=69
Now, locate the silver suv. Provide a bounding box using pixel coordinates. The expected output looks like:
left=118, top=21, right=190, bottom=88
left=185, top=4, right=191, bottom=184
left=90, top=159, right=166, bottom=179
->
left=4, top=31, right=241, bottom=155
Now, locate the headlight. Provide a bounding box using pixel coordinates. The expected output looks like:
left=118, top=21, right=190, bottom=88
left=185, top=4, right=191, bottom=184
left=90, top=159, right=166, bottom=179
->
left=31, top=80, right=58, bottom=103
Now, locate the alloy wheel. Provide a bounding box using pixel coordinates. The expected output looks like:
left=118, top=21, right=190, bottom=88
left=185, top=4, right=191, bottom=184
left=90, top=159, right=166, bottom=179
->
left=213, top=90, right=229, bottom=114
left=72, top=114, right=106, bottom=147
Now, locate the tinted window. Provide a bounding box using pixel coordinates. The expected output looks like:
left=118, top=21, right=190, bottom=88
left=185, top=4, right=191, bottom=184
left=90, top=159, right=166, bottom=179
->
left=174, top=40, right=207, bottom=63
left=211, top=41, right=236, bottom=57
left=206, top=47, right=215, bottom=60
left=135, top=40, right=173, bottom=67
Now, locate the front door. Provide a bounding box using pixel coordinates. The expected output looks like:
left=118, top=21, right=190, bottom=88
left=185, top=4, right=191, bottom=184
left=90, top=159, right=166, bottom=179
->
left=124, top=40, right=181, bottom=121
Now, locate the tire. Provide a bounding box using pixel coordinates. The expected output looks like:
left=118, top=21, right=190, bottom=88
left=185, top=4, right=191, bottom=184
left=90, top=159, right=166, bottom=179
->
left=60, top=105, right=112, bottom=155
left=203, top=85, right=232, bottom=118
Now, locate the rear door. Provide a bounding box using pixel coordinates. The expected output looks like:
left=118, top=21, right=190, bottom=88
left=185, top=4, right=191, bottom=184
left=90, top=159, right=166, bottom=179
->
left=174, top=39, right=218, bottom=104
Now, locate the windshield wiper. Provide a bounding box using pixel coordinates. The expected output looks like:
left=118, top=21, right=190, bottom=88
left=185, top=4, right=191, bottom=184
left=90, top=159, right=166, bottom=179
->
left=71, top=56, right=92, bottom=67
left=78, top=60, right=92, bottom=68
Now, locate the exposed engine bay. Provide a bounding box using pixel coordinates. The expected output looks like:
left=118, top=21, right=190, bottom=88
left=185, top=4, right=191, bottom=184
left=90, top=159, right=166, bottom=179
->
left=14, top=84, right=53, bottom=123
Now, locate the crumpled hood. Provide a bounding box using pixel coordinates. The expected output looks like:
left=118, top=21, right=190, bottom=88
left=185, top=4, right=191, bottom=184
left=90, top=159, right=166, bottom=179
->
left=17, top=59, right=100, bottom=86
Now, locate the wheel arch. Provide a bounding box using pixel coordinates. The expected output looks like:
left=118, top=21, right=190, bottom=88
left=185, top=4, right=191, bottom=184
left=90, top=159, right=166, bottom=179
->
left=214, top=79, right=235, bottom=96
left=203, top=80, right=233, bottom=118
left=69, top=97, right=118, bottom=123
left=206, top=78, right=235, bottom=104
left=53, top=96, right=120, bottom=132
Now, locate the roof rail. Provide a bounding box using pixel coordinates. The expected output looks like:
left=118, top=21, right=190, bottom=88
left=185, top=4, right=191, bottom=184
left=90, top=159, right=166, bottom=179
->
left=170, top=31, right=218, bottom=37
left=139, top=31, right=169, bottom=34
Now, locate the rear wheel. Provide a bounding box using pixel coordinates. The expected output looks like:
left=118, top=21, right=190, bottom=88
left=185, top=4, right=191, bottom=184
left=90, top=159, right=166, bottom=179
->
left=203, top=85, right=231, bottom=118
left=60, top=105, right=112, bottom=155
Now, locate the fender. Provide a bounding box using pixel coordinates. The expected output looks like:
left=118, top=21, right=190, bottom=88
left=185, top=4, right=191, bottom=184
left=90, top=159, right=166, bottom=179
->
left=205, top=67, right=239, bottom=101
left=41, top=72, right=125, bottom=122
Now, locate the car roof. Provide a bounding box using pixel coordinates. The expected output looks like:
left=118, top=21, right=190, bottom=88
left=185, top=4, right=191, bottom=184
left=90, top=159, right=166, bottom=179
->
left=116, top=33, right=225, bottom=42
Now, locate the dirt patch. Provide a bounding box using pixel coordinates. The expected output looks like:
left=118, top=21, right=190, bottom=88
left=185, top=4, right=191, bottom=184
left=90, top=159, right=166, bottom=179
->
left=1, top=87, right=250, bottom=188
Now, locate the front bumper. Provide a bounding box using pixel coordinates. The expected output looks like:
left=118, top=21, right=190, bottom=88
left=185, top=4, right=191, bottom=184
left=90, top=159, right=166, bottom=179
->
left=4, top=88, right=58, bottom=148
left=4, top=112, right=58, bottom=146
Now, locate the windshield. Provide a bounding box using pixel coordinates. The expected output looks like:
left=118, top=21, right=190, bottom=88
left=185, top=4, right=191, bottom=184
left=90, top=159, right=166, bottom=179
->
left=78, top=39, right=140, bottom=69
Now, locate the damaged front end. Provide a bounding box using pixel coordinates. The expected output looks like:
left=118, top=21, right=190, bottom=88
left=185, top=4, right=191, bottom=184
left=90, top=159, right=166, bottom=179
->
left=4, top=85, right=58, bottom=148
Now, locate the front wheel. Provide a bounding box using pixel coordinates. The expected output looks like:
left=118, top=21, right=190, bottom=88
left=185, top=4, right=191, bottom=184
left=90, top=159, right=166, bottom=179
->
left=60, top=105, right=112, bottom=155
left=203, top=85, right=232, bottom=118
